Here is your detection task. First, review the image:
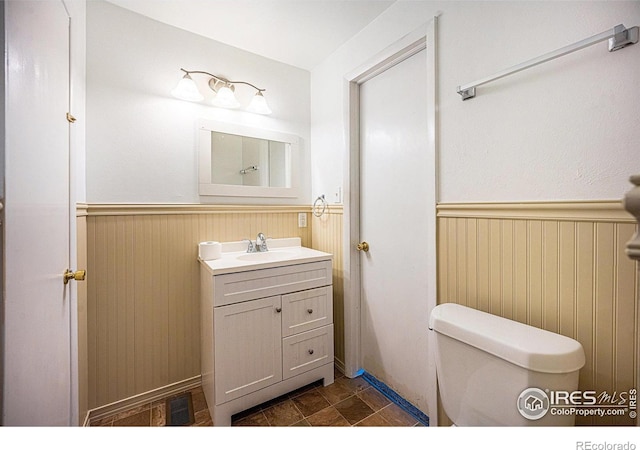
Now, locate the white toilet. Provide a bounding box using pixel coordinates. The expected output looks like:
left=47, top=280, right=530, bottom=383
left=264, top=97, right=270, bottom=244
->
left=429, top=303, right=586, bottom=426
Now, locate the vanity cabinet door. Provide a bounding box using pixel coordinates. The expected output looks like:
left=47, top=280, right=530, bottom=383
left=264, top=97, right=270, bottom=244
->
left=214, top=296, right=283, bottom=404
left=281, top=287, right=333, bottom=337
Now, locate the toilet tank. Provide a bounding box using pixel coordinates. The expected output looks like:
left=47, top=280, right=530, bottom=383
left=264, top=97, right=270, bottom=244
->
left=429, top=303, right=585, bottom=426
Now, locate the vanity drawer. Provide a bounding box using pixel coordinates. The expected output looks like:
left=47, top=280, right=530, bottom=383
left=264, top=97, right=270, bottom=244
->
left=282, top=325, right=334, bottom=380
left=213, top=260, right=332, bottom=306
left=281, top=287, right=333, bottom=337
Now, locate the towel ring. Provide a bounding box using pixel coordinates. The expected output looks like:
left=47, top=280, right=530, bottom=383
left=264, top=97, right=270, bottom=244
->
left=313, top=195, right=328, bottom=217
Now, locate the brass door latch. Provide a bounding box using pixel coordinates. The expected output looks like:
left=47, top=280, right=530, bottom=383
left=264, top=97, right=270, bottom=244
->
left=64, top=269, right=86, bottom=285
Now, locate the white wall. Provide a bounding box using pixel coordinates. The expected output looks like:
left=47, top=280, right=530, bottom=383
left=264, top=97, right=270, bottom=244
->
left=68, top=0, right=86, bottom=204
left=311, top=1, right=640, bottom=203
left=86, top=0, right=310, bottom=204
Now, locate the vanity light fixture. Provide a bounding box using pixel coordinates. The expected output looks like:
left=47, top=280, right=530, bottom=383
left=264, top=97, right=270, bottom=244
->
left=172, top=68, right=272, bottom=115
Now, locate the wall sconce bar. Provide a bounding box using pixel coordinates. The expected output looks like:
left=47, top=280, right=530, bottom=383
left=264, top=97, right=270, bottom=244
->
left=183, top=68, right=266, bottom=92
left=457, top=24, right=639, bottom=101
left=172, top=68, right=272, bottom=114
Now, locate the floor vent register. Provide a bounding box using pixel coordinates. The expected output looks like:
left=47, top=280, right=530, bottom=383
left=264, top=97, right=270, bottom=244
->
left=165, top=392, right=195, bottom=426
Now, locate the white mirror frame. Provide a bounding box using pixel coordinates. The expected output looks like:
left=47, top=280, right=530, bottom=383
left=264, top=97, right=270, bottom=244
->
left=198, top=118, right=301, bottom=198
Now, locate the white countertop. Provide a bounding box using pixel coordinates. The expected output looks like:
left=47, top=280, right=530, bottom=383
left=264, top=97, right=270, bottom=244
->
left=199, top=237, right=333, bottom=275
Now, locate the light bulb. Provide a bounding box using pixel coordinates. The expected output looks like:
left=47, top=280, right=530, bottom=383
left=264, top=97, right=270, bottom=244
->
left=171, top=74, right=204, bottom=102
left=246, top=91, right=272, bottom=115
left=212, top=85, right=240, bottom=109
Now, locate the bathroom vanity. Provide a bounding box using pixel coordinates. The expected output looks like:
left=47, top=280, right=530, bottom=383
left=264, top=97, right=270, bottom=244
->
left=199, top=238, right=334, bottom=426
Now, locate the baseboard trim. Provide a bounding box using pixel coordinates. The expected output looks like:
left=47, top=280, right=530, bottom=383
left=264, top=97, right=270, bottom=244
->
left=362, top=371, right=429, bottom=426
left=84, top=376, right=201, bottom=425
left=333, top=357, right=346, bottom=376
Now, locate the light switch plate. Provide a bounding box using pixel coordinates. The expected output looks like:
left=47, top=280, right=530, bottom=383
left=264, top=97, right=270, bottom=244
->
left=298, top=212, right=307, bottom=228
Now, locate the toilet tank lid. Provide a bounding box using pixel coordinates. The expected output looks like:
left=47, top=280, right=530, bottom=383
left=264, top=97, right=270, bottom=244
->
left=429, top=303, right=585, bottom=374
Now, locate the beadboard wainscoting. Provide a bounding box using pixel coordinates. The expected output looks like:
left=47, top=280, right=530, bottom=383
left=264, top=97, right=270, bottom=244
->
left=311, top=206, right=345, bottom=371
left=85, top=204, right=316, bottom=411
left=437, top=201, right=639, bottom=426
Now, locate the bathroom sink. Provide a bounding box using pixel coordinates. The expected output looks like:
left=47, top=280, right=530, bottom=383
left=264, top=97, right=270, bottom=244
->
left=236, top=251, right=297, bottom=262
left=199, top=237, right=332, bottom=275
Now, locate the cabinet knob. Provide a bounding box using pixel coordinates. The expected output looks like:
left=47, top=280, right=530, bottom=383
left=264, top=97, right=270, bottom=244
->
left=308, top=349, right=314, bottom=355
left=275, top=307, right=282, bottom=313
left=307, top=308, right=313, bottom=314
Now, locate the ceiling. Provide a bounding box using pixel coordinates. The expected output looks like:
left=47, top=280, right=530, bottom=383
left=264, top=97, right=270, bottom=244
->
left=105, top=0, right=396, bottom=70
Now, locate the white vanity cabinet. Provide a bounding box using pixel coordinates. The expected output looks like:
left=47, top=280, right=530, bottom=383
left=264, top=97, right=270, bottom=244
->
left=200, top=247, right=334, bottom=426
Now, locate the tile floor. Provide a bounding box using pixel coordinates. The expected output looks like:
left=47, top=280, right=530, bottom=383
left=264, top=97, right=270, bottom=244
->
left=89, top=368, right=422, bottom=427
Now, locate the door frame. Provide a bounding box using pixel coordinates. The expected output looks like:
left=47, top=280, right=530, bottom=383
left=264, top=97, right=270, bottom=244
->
left=341, top=18, right=439, bottom=424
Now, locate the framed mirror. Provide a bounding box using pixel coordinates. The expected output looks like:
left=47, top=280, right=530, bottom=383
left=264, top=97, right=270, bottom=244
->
left=198, top=119, right=301, bottom=198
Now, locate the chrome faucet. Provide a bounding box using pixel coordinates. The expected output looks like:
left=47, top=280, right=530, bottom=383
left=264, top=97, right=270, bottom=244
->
left=256, top=233, right=268, bottom=252
left=244, top=239, right=256, bottom=253
left=244, top=233, right=269, bottom=253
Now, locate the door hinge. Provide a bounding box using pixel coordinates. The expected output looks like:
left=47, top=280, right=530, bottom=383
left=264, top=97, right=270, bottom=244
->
left=66, top=112, right=76, bottom=123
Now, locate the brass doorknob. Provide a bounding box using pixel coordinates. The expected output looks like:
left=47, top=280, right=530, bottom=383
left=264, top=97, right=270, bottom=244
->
left=356, top=241, right=369, bottom=252
left=63, top=269, right=86, bottom=285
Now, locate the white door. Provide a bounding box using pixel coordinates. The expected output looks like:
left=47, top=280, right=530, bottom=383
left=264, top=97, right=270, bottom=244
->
left=358, top=49, right=432, bottom=412
left=3, top=1, right=74, bottom=425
